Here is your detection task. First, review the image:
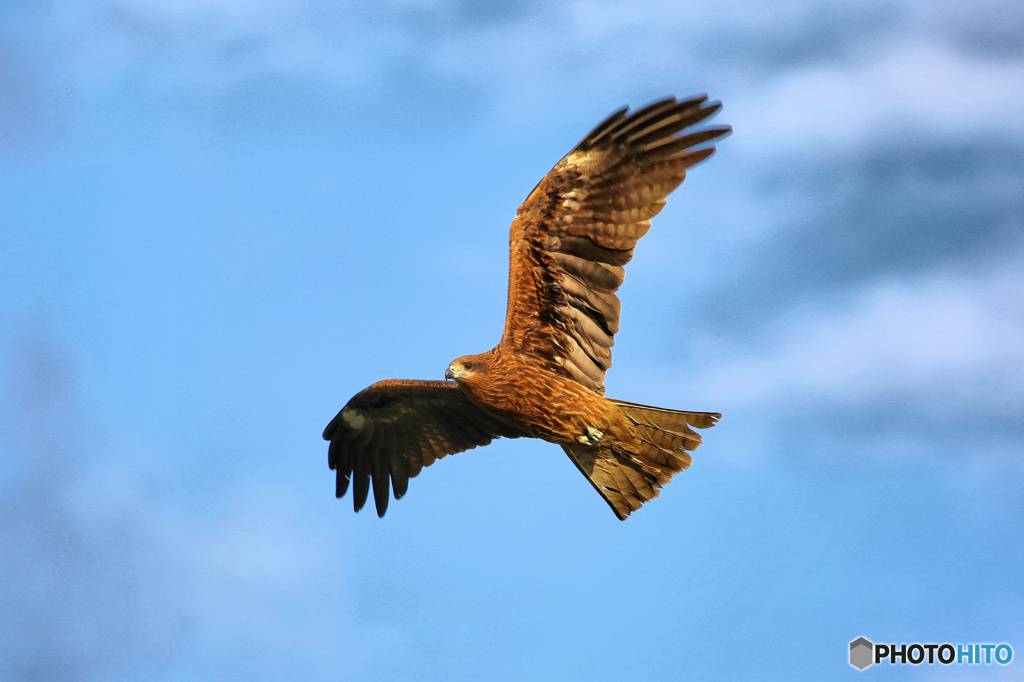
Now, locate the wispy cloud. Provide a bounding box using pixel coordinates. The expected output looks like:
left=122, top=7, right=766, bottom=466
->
left=0, top=321, right=366, bottom=678
left=731, top=41, right=1024, bottom=156
left=14, top=0, right=1021, bottom=125
left=693, top=250, right=1024, bottom=418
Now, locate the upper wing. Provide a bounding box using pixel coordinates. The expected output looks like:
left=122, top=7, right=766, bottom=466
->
left=323, top=379, right=526, bottom=517
left=500, top=96, right=729, bottom=395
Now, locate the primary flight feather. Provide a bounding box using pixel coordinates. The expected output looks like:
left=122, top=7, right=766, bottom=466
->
left=324, top=95, right=729, bottom=519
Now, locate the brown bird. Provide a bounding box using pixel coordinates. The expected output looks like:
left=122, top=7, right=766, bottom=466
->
left=324, top=95, right=729, bottom=520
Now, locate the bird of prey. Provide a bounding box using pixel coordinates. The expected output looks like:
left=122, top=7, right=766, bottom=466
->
left=324, top=95, right=729, bottom=520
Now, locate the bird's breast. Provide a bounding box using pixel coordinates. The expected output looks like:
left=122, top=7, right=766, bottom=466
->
left=460, top=356, right=634, bottom=449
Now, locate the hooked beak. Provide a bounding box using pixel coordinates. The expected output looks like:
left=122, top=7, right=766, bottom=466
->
left=444, top=366, right=455, bottom=381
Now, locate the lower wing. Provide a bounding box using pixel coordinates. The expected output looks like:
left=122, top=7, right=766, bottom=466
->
left=324, top=379, right=526, bottom=517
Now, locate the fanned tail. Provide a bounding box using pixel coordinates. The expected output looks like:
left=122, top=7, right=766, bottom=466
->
left=562, top=400, right=719, bottom=520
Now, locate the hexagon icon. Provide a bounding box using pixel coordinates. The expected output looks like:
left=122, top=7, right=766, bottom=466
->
left=849, top=637, right=874, bottom=670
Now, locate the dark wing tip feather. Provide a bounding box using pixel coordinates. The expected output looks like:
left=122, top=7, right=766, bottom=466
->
left=573, top=105, right=630, bottom=151
left=323, top=416, right=338, bottom=441
left=324, top=379, right=524, bottom=518
left=335, top=469, right=349, bottom=498
left=371, top=427, right=392, bottom=517
left=574, top=95, right=724, bottom=155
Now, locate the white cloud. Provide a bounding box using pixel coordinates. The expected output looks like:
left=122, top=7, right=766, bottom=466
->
left=731, top=40, right=1024, bottom=155
left=693, top=254, right=1024, bottom=414
left=17, top=0, right=1022, bottom=150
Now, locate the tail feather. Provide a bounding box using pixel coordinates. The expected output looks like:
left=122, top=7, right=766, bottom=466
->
left=562, top=400, right=719, bottom=520
left=612, top=397, right=720, bottom=430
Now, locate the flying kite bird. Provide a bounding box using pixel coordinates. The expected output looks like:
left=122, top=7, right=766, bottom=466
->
left=324, top=95, right=729, bottom=520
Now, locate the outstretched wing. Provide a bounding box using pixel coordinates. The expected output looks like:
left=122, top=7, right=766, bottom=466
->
left=500, top=96, right=730, bottom=395
left=323, top=379, right=526, bottom=517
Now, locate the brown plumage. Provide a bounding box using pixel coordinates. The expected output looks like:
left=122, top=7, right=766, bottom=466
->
left=324, top=95, right=729, bottom=519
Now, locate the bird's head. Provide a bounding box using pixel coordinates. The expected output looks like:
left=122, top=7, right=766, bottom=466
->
left=445, top=354, right=489, bottom=384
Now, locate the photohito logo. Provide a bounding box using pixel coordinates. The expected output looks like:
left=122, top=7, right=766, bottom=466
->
left=849, top=637, right=1013, bottom=670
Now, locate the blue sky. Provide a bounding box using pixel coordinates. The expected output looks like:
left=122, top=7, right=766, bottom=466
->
left=1, top=0, right=1022, bottom=679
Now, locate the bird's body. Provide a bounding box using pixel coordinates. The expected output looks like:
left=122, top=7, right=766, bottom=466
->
left=325, top=95, right=729, bottom=519
left=449, top=349, right=634, bottom=450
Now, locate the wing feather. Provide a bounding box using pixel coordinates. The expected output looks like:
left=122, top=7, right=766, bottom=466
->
left=551, top=252, right=624, bottom=291
left=500, top=95, right=729, bottom=394
left=352, top=430, right=374, bottom=513
left=370, top=425, right=394, bottom=516
left=323, top=379, right=526, bottom=516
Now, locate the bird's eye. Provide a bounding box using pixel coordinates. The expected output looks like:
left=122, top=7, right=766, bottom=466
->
left=463, top=361, right=473, bottom=370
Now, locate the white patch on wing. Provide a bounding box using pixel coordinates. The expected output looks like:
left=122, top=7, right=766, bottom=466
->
left=342, top=410, right=365, bottom=430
